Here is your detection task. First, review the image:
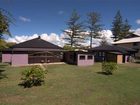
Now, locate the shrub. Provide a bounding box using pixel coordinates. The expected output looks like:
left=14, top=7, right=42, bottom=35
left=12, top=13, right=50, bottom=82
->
left=102, top=62, right=118, bottom=75
left=21, top=65, right=46, bottom=88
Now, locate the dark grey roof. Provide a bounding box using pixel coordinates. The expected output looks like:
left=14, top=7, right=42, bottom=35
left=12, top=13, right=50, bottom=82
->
left=124, top=33, right=140, bottom=38
left=89, top=45, right=136, bottom=54
left=11, top=37, right=62, bottom=49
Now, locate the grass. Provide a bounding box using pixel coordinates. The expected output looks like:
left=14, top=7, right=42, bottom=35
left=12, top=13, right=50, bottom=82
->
left=0, top=63, right=140, bottom=105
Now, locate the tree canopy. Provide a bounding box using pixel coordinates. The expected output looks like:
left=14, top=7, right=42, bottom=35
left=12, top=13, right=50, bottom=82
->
left=111, top=10, right=123, bottom=41
left=0, top=8, right=13, bottom=39
left=122, top=19, right=132, bottom=38
left=63, top=10, right=85, bottom=47
left=0, top=9, right=14, bottom=50
left=87, top=11, right=102, bottom=48
left=111, top=10, right=131, bottom=41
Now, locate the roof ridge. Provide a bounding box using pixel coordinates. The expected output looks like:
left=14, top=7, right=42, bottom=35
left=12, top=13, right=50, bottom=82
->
left=11, top=37, right=62, bottom=49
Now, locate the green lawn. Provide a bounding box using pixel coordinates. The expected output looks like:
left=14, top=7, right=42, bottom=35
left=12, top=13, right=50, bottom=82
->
left=0, top=63, right=140, bottom=105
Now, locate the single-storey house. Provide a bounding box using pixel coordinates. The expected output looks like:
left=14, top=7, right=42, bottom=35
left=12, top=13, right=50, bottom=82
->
left=2, top=36, right=64, bottom=66
left=88, top=45, right=136, bottom=64
left=64, top=51, right=94, bottom=66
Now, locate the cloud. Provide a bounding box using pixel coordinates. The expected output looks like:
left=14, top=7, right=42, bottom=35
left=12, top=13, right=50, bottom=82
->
left=7, top=29, right=140, bottom=47
left=136, top=19, right=140, bottom=25
left=86, top=30, right=113, bottom=47
left=99, top=30, right=113, bottom=43
left=58, top=10, right=64, bottom=15
left=134, top=28, right=140, bottom=35
left=19, top=16, right=31, bottom=22
left=100, top=30, right=113, bottom=38
left=6, top=30, right=113, bottom=47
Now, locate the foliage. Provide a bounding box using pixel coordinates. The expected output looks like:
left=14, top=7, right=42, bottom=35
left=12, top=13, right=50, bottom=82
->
left=63, top=10, right=85, bottom=47
left=0, top=39, right=7, bottom=51
left=63, top=45, right=88, bottom=51
left=111, top=10, right=123, bottom=41
left=0, top=9, right=14, bottom=51
left=6, top=42, right=16, bottom=47
left=87, top=11, right=102, bottom=48
left=63, top=45, right=76, bottom=51
left=21, top=65, right=46, bottom=88
left=0, top=8, right=14, bottom=39
left=111, top=10, right=131, bottom=41
left=0, top=39, right=16, bottom=51
left=122, top=19, right=132, bottom=37
left=102, top=62, right=118, bottom=75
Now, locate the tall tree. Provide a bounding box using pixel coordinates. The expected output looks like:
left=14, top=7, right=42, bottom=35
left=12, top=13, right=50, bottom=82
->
left=111, top=10, right=123, bottom=41
left=63, top=10, right=85, bottom=47
left=0, top=8, right=13, bottom=39
left=87, top=12, right=102, bottom=48
left=122, top=19, right=132, bottom=38
left=0, top=9, right=13, bottom=52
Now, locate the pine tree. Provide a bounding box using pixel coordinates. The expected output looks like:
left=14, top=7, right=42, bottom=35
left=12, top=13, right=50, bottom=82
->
left=122, top=19, right=132, bottom=38
left=87, top=12, right=102, bottom=48
left=63, top=10, right=85, bottom=47
left=111, top=10, right=123, bottom=41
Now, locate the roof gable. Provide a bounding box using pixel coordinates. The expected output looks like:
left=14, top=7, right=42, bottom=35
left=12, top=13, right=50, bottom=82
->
left=11, top=37, right=62, bottom=49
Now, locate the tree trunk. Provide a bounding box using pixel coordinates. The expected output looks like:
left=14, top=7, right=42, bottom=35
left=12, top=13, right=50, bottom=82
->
left=71, top=37, right=73, bottom=47
left=90, top=35, right=92, bottom=48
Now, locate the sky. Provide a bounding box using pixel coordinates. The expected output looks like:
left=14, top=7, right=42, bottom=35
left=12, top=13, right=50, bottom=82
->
left=0, top=0, right=140, bottom=46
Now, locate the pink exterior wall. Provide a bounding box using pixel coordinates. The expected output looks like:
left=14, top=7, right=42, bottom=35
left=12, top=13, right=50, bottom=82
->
left=77, top=54, right=94, bottom=66
left=12, top=54, right=28, bottom=66
left=125, top=56, right=129, bottom=63
left=2, top=54, right=12, bottom=63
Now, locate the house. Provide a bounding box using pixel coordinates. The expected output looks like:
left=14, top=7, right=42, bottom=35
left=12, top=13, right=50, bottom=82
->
left=124, top=33, right=140, bottom=38
left=113, top=35, right=140, bottom=59
left=88, top=45, right=136, bottom=64
left=64, top=51, right=94, bottom=66
left=2, top=36, right=64, bottom=66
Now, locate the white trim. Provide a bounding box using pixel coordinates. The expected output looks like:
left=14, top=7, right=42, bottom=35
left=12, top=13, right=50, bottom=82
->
left=112, top=37, right=140, bottom=44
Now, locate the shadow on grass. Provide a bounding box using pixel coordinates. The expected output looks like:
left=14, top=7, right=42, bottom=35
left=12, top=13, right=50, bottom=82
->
left=0, top=69, right=7, bottom=79
left=18, top=80, right=44, bottom=88
left=64, top=62, right=77, bottom=66
left=97, top=71, right=112, bottom=75
left=0, top=63, right=8, bottom=68
left=0, top=64, right=8, bottom=79
left=134, top=61, right=140, bottom=64
left=18, top=82, right=32, bottom=88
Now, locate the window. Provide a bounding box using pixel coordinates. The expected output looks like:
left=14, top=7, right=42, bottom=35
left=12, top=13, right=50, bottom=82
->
left=79, top=55, right=85, bottom=60
left=88, top=55, right=93, bottom=60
